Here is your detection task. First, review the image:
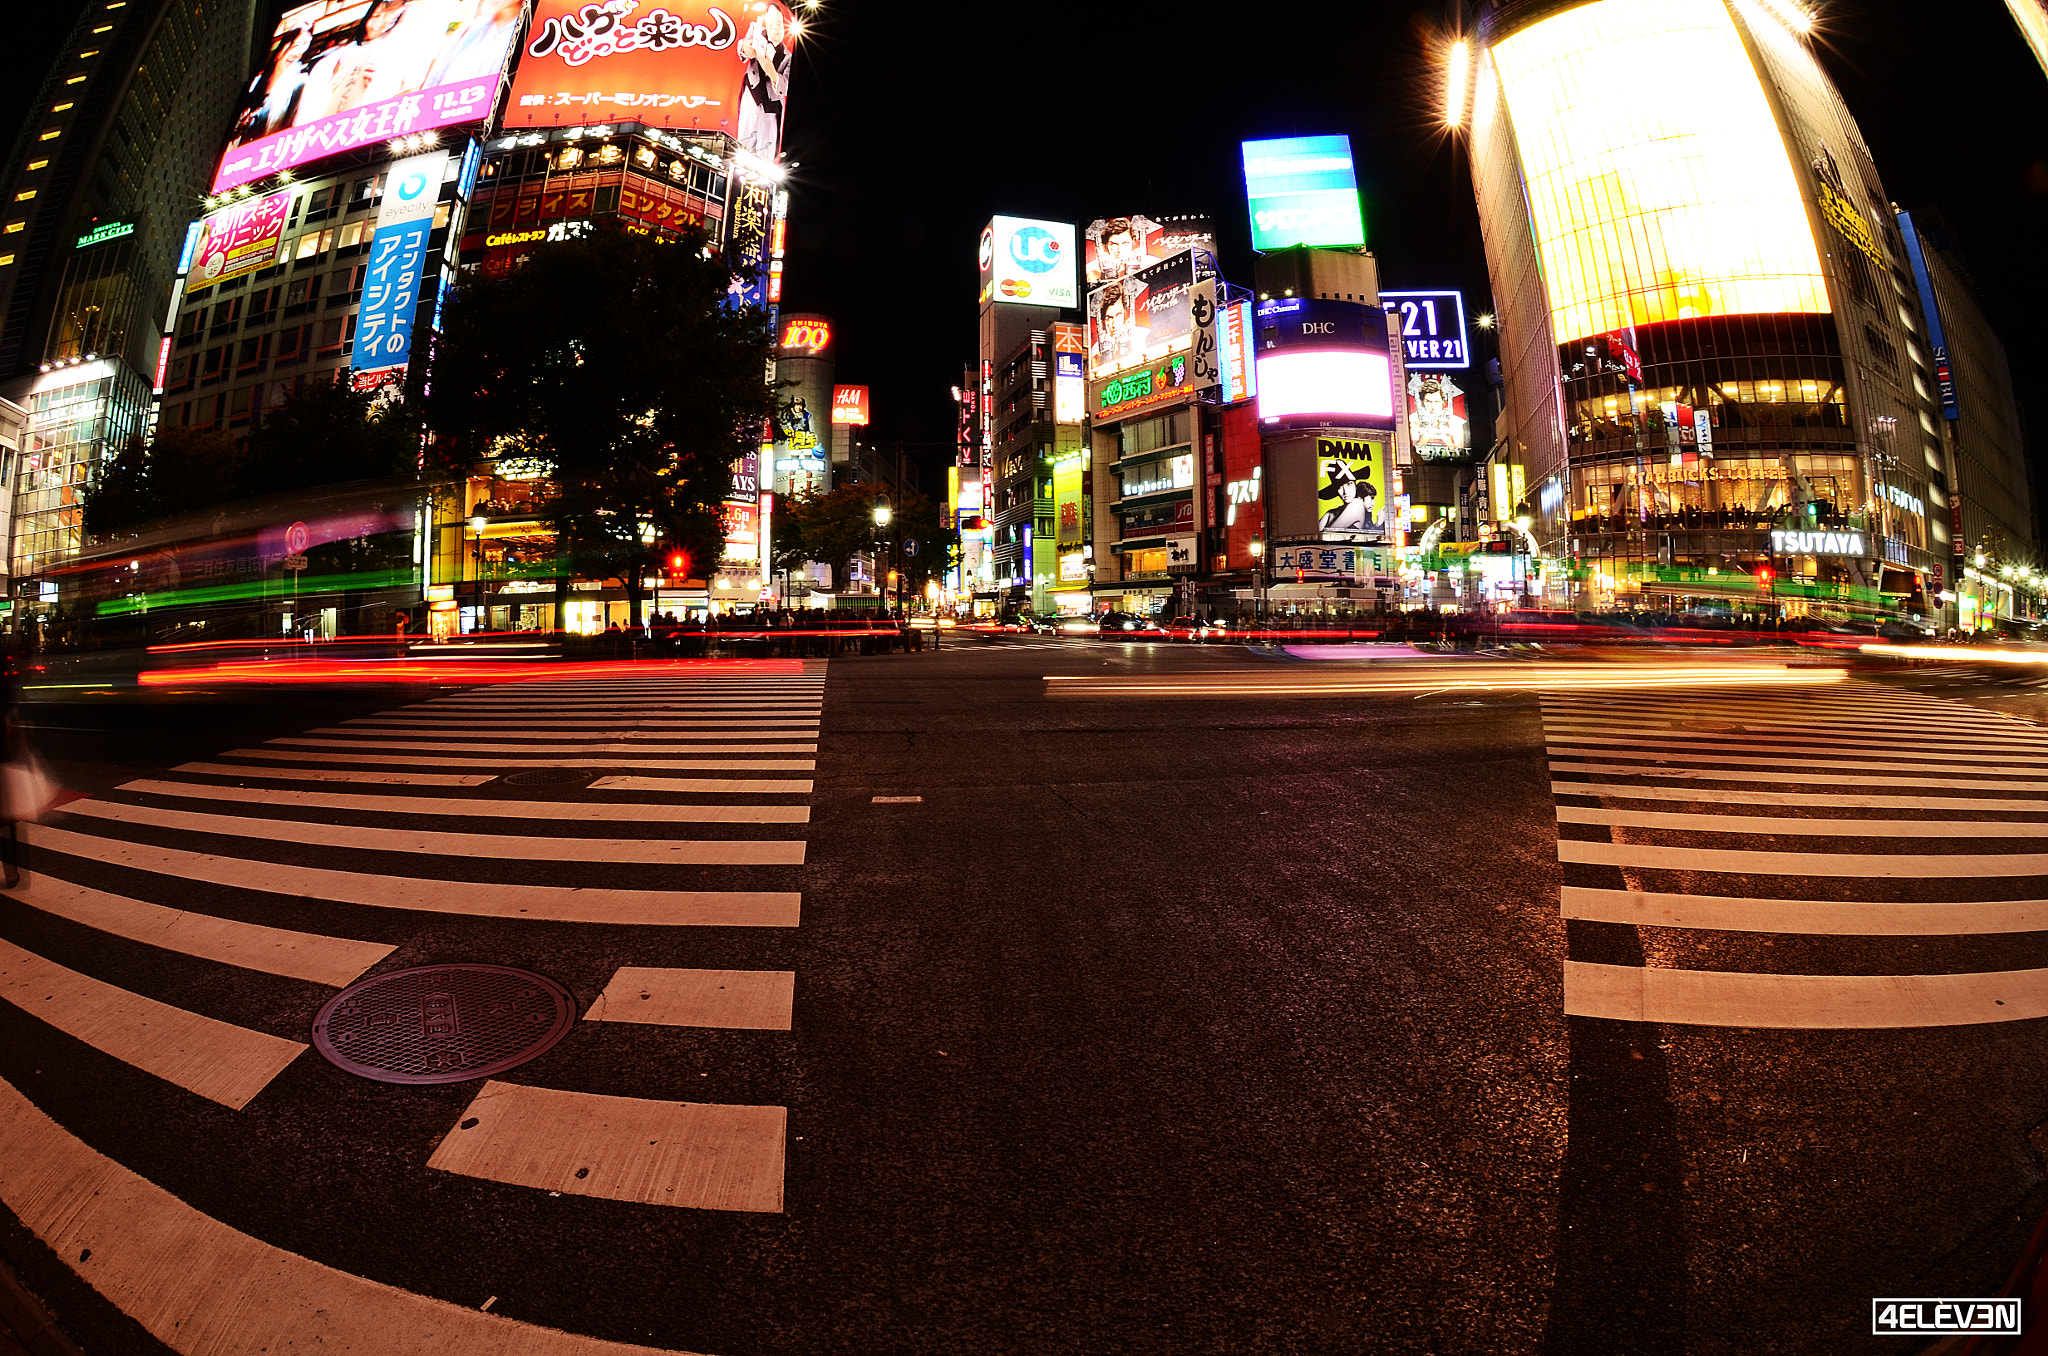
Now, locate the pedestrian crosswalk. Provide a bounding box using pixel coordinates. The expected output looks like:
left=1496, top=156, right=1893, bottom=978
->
left=0, top=659, right=823, bottom=1354
left=1541, top=681, right=2048, bottom=1028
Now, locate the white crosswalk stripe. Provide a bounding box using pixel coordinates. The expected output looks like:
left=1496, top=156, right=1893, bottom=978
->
left=1541, top=680, right=2048, bottom=1029
left=0, top=660, right=824, bottom=1353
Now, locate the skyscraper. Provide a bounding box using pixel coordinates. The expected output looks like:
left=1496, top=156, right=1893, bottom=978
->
left=0, top=0, right=260, bottom=594
left=1467, top=0, right=1954, bottom=619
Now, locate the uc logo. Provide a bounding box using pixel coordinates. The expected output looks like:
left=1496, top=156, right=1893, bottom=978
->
left=1009, top=226, right=1061, bottom=274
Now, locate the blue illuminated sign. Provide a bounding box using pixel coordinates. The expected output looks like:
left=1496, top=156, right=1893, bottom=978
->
left=1240, top=135, right=1366, bottom=251
left=1381, top=290, right=1470, bottom=369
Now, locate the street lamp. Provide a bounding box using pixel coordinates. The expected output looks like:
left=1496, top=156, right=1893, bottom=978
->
left=469, top=514, right=486, bottom=634
left=1249, top=535, right=1266, bottom=622
left=872, top=501, right=892, bottom=618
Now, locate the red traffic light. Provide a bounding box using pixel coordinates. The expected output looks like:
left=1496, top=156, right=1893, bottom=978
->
left=667, top=550, right=688, bottom=574
left=1756, top=566, right=1773, bottom=585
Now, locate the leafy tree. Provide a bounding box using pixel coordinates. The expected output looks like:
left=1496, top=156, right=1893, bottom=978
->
left=773, top=482, right=958, bottom=602
left=425, top=222, right=774, bottom=626
left=243, top=377, right=419, bottom=494
left=82, top=426, right=248, bottom=540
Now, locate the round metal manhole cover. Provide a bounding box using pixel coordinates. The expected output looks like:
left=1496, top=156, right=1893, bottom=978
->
left=312, top=965, right=576, bottom=1085
left=498, top=769, right=595, bottom=788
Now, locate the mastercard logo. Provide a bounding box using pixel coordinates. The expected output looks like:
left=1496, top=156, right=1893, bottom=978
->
left=1000, top=278, right=1032, bottom=298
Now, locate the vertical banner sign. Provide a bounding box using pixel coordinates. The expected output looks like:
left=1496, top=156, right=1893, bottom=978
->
left=356, top=149, right=449, bottom=373
left=1189, top=278, right=1220, bottom=390
left=1052, top=322, right=1085, bottom=424
left=980, top=358, right=994, bottom=517
left=1055, top=452, right=1084, bottom=548
left=725, top=179, right=775, bottom=309
left=1218, top=299, right=1255, bottom=403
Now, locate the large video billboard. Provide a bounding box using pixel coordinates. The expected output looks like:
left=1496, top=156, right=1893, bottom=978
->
left=1240, top=135, right=1366, bottom=251
left=506, top=0, right=794, bottom=154
left=979, top=216, right=1077, bottom=308
left=213, top=0, right=523, bottom=193
left=1491, top=0, right=1830, bottom=343
left=1088, top=250, right=1200, bottom=379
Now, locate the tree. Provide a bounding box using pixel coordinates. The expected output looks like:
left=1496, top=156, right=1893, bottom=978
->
left=773, top=482, right=959, bottom=602
left=82, top=426, right=247, bottom=541
left=425, top=222, right=774, bottom=626
left=243, top=377, right=418, bottom=494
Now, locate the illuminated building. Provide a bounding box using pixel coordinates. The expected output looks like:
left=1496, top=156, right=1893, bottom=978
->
left=2007, top=0, right=2048, bottom=79
left=0, top=0, right=262, bottom=607
left=1467, top=0, right=1955, bottom=618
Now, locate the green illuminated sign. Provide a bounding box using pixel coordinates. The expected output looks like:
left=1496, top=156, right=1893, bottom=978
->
left=75, top=220, right=135, bottom=249
left=1098, top=369, right=1154, bottom=409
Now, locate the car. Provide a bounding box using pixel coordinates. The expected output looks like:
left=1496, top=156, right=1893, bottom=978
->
left=1165, top=616, right=1231, bottom=643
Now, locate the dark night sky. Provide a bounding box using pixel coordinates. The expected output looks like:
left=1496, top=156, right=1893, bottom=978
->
left=8, top=1, right=2046, bottom=532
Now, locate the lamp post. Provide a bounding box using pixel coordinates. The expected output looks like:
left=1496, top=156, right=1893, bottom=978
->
left=1249, top=535, right=1266, bottom=626
left=469, top=514, right=486, bottom=634
left=873, top=500, right=892, bottom=621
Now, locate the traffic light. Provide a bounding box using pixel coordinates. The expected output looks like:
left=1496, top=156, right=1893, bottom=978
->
left=663, top=548, right=689, bottom=583
left=1757, top=565, right=1773, bottom=587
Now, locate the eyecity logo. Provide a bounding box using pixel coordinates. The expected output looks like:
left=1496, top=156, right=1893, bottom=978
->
left=1009, top=225, right=1062, bottom=274
left=398, top=172, right=430, bottom=201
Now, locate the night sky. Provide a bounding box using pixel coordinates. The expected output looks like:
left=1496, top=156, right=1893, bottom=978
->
left=8, top=1, right=2045, bottom=534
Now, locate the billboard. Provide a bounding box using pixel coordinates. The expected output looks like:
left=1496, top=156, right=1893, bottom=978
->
left=1256, top=350, right=1394, bottom=425
left=831, top=385, right=869, bottom=425
left=354, top=148, right=448, bottom=373
left=980, top=216, right=1077, bottom=308
left=507, top=0, right=794, bottom=153
left=212, top=0, right=522, bottom=194
left=1088, top=249, right=1198, bottom=378
left=1240, top=135, right=1366, bottom=251
left=1491, top=0, right=1829, bottom=343
left=776, top=314, right=832, bottom=358
left=725, top=178, right=776, bottom=309
left=720, top=499, right=759, bottom=562
left=1408, top=373, right=1470, bottom=460
left=1083, top=214, right=1215, bottom=287
left=1314, top=438, right=1388, bottom=538
left=187, top=190, right=294, bottom=291
left=1381, top=290, right=1470, bottom=369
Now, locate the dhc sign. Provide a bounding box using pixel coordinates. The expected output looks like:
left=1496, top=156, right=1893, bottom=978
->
left=1771, top=529, right=1866, bottom=556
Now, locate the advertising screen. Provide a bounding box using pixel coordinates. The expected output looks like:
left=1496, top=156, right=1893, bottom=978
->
left=1491, top=0, right=1829, bottom=343
left=1407, top=373, right=1470, bottom=459
left=1381, top=290, right=1470, bottom=369
left=1256, top=349, right=1394, bottom=425
left=720, top=500, right=759, bottom=562
left=354, top=148, right=448, bottom=374
left=981, top=216, right=1077, bottom=308
left=1218, top=298, right=1255, bottom=404
left=1054, top=451, right=1084, bottom=548
left=1240, top=135, right=1366, bottom=251
left=726, top=179, right=776, bottom=309
left=213, top=0, right=522, bottom=193
left=831, top=385, right=869, bottom=425
left=187, top=190, right=294, bottom=291
left=1314, top=435, right=1389, bottom=539
left=1083, top=214, right=1215, bottom=287
left=507, top=0, right=793, bottom=152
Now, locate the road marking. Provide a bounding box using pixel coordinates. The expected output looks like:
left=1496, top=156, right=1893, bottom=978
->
left=24, top=825, right=800, bottom=926
left=1564, top=959, right=2048, bottom=1028
left=1549, top=781, right=2048, bottom=812
left=1545, top=734, right=2048, bottom=765
left=429, top=1080, right=785, bottom=1213
left=586, top=968, right=794, bottom=1029
left=1559, top=836, right=2048, bottom=877
left=174, top=762, right=496, bottom=786
left=1546, top=747, right=2048, bottom=776
left=55, top=801, right=807, bottom=865
left=331, top=722, right=821, bottom=734
left=872, top=796, right=922, bottom=803
left=220, top=749, right=819, bottom=771
left=274, top=738, right=819, bottom=754
left=1556, top=804, right=2048, bottom=837
left=1542, top=704, right=2041, bottom=737
left=1543, top=724, right=2042, bottom=756
left=118, top=779, right=811, bottom=823
left=1560, top=885, right=2048, bottom=935
left=1549, top=760, right=2048, bottom=791
left=590, top=776, right=814, bottom=794
left=7, top=875, right=391, bottom=986
left=0, top=938, right=304, bottom=1110
left=0, top=1076, right=691, bottom=1355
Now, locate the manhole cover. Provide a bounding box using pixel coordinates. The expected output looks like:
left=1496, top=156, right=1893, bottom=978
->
left=498, top=769, right=595, bottom=788
left=312, top=965, right=576, bottom=1085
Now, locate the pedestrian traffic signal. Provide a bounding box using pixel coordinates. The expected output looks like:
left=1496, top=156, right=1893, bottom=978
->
left=1757, top=565, right=1773, bottom=586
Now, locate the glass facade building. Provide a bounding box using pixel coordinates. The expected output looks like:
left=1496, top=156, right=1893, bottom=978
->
left=1471, top=0, right=1956, bottom=620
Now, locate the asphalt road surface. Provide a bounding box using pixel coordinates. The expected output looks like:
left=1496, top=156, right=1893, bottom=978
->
left=2, top=639, right=2047, bottom=1356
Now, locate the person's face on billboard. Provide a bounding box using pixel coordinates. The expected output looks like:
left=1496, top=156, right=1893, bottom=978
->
left=365, top=0, right=407, bottom=40
left=1102, top=298, right=1128, bottom=342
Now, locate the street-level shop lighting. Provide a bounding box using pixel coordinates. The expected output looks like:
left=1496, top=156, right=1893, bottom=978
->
left=1444, top=39, right=1470, bottom=128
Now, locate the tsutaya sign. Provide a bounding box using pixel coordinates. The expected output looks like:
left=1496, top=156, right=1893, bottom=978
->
left=1771, top=529, right=1867, bottom=556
